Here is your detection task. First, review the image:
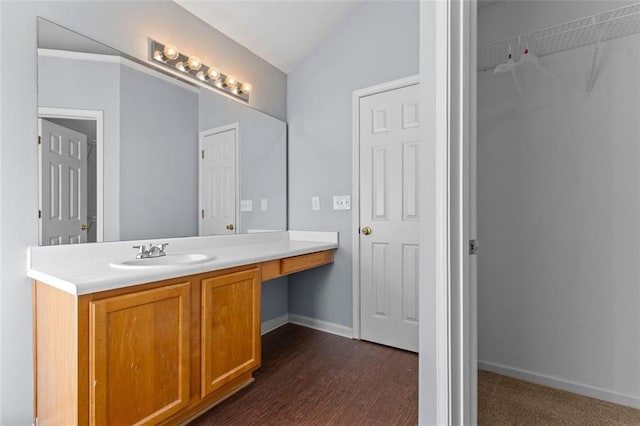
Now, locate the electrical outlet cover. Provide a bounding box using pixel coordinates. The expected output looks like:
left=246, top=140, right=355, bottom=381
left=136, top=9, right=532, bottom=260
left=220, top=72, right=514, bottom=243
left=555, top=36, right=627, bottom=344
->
left=261, top=199, right=268, bottom=211
left=312, top=196, right=320, bottom=211
left=240, top=200, right=253, bottom=212
left=333, top=195, right=351, bottom=210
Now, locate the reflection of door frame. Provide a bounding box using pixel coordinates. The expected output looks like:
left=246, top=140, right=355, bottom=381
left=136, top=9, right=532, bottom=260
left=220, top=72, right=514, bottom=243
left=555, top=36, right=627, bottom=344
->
left=198, top=123, right=240, bottom=236
left=38, top=107, right=104, bottom=242
left=351, top=75, right=419, bottom=340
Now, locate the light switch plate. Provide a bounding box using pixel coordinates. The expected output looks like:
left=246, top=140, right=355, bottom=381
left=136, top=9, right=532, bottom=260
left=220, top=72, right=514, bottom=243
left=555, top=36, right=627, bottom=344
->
left=312, top=196, right=320, bottom=211
left=261, top=199, right=268, bottom=211
left=240, top=200, right=253, bottom=212
left=333, top=195, right=351, bottom=210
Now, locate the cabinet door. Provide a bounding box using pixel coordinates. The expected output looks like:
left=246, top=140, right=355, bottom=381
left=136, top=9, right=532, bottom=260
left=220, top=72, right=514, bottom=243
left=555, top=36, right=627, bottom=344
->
left=201, top=268, right=261, bottom=397
left=90, top=282, right=191, bottom=426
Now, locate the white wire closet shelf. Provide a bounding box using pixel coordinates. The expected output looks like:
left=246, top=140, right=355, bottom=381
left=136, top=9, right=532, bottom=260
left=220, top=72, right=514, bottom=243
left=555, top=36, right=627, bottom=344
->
left=478, top=2, right=640, bottom=72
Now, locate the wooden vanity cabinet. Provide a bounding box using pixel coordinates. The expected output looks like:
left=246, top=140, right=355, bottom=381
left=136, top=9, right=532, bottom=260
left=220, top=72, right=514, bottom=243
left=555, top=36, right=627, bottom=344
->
left=33, top=249, right=334, bottom=425
left=33, top=265, right=260, bottom=426
left=89, top=282, right=191, bottom=425
left=201, top=268, right=261, bottom=398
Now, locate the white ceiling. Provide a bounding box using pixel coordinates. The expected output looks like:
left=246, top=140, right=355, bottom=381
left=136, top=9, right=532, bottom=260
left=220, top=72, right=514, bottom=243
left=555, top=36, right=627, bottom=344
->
left=174, top=0, right=363, bottom=74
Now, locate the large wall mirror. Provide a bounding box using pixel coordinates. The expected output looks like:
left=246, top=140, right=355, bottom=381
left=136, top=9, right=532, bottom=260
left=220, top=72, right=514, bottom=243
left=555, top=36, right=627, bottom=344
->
left=37, top=18, right=287, bottom=245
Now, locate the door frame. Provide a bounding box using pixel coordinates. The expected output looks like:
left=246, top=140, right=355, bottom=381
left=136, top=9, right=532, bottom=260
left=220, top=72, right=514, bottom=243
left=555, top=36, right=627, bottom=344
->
left=351, top=74, right=420, bottom=340
left=198, top=123, right=240, bottom=236
left=418, top=0, right=477, bottom=424
left=38, top=107, right=104, bottom=242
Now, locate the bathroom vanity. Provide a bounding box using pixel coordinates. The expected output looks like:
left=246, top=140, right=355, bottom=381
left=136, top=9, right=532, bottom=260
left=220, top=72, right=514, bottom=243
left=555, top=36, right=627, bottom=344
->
left=28, top=231, right=337, bottom=425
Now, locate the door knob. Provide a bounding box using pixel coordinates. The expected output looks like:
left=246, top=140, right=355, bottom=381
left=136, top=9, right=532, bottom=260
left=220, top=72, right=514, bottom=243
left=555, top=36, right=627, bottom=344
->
left=226, top=224, right=235, bottom=230
left=81, top=224, right=89, bottom=231
left=361, top=226, right=372, bottom=235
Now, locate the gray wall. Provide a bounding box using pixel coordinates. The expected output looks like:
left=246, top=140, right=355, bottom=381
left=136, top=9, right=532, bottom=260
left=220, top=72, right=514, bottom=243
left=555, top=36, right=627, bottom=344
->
left=0, top=2, right=286, bottom=423
left=479, top=0, right=640, bottom=405
left=287, top=1, right=419, bottom=327
left=199, top=90, right=287, bottom=233
left=119, top=64, right=199, bottom=240
left=199, top=89, right=289, bottom=328
left=38, top=54, right=121, bottom=241
left=261, top=277, right=288, bottom=323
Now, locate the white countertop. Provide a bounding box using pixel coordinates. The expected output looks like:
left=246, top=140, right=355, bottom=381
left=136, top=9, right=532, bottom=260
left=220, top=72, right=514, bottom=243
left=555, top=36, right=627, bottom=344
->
left=28, top=231, right=338, bottom=295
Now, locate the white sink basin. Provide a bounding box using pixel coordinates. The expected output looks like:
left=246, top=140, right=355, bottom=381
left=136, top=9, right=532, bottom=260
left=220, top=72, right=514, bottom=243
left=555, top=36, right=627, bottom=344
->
left=110, top=253, right=215, bottom=269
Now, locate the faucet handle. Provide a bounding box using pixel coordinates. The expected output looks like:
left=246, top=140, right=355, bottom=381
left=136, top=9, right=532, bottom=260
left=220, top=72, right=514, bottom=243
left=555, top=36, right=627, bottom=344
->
left=157, top=243, right=169, bottom=255
left=132, top=245, right=148, bottom=258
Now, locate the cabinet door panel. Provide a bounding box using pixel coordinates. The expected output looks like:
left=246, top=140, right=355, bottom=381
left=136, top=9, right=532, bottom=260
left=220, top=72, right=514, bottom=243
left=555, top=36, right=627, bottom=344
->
left=201, top=268, right=261, bottom=397
left=90, top=282, right=191, bottom=426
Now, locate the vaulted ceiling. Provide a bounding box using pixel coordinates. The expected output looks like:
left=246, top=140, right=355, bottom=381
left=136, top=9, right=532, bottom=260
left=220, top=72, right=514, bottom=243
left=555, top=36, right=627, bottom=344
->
left=174, top=1, right=363, bottom=74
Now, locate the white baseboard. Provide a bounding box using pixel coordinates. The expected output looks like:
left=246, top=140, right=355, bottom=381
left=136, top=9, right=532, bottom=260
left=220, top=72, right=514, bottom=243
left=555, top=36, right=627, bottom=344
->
left=479, top=360, right=640, bottom=409
left=288, top=314, right=353, bottom=339
left=261, top=314, right=289, bottom=335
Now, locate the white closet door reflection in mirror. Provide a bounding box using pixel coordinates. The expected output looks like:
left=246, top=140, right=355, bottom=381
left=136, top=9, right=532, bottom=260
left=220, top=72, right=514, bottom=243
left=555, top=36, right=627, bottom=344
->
left=39, top=118, right=94, bottom=245
left=200, top=124, right=239, bottom=235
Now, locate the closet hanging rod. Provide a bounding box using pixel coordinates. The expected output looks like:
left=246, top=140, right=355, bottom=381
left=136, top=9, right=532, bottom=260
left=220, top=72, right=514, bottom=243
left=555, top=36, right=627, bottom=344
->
left=478, top=2, right=640, bottom=72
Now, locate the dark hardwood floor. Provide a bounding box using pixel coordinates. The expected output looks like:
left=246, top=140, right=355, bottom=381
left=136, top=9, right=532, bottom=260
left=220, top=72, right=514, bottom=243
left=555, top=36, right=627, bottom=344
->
left=190, top=324, right=418, bottom=425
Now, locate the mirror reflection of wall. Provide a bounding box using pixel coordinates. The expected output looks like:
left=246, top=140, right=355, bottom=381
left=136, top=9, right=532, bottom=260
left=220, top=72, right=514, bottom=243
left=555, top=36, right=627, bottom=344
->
left=37, top=18, right=287, bottom=246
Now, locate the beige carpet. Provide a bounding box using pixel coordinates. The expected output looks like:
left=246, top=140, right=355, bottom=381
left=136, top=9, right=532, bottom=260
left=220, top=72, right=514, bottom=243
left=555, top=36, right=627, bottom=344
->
left=479, top=370, right=640, bottom=425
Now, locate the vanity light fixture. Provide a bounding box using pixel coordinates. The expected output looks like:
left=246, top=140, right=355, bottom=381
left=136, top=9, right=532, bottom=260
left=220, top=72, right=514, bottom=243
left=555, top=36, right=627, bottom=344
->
left=150, top=39, right=250, bottom=102
left=224, top=74, right=237, bottom=87
left=154, top=43, right=180, bottom=61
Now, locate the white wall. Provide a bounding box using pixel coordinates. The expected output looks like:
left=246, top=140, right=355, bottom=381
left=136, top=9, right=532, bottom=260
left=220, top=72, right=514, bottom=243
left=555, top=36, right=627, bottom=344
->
left=478, top=0, right=640, bottom=407
left=0, top=2, right=286, bottom=423
left=287, top=0, right=419, bottom=328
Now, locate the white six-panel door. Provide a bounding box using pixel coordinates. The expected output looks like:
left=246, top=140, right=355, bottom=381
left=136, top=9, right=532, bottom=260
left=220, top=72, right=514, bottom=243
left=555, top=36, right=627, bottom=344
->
left=200, top=126, right=238, bottom=235
left=39, top=119, right=88, bottom=245
left=359, top=84, right=420, bottom=352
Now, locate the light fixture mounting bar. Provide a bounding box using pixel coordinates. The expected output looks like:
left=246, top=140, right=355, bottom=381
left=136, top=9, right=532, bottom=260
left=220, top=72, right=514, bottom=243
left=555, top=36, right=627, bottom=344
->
left=150, top=40, right=250, bottom=102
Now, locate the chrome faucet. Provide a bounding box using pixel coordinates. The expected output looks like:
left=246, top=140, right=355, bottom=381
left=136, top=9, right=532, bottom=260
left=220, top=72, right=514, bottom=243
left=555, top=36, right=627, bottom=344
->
left=132, top=243, right=169, bottom=259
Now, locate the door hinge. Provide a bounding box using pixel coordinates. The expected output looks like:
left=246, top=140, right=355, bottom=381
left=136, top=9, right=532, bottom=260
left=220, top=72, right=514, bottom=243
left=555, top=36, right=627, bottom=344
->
left=469, top=239, right=478, bottom=255
left=201, top=209, right=204, bottom=219
left=38, top=210, right=42, bottom=219
left=38, top=135, right=42, bottom=145
left=201, top=150, right=204, bottom=159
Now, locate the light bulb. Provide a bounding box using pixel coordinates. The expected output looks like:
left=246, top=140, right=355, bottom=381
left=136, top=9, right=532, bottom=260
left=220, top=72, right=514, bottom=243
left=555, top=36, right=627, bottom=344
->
left=196, top=71, right=206, bottom=81
left=153, top=50, right=164, bottom=61
left=163, top=44, right=179, bottom=60
left=207, top=67, right=220, bottom=80
left=186, top=56, right=201, bottom=71
left=240, top=82, right=252, bottom=93
left=225, top=75, right=237, bottom=87
left=175, top=61, right=186, bottom=72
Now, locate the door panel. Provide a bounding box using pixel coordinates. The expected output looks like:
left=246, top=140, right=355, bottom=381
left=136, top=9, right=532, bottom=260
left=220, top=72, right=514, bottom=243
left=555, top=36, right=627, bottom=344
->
left=201, top=268, right=261, bottom=397
left=360, top=84, right=420, bottom=352
left=200, top=128, right=237, bottom=235
left=39, top=119, right=88, bottom=245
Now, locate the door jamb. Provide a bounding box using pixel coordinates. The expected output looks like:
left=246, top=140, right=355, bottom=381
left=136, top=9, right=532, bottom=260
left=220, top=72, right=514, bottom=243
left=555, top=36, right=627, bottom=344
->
left=198, top=123, right=240, bottom=236
left=351, top=75, right=419, bottom=340
left=38, top=107, right=105, bottom=242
